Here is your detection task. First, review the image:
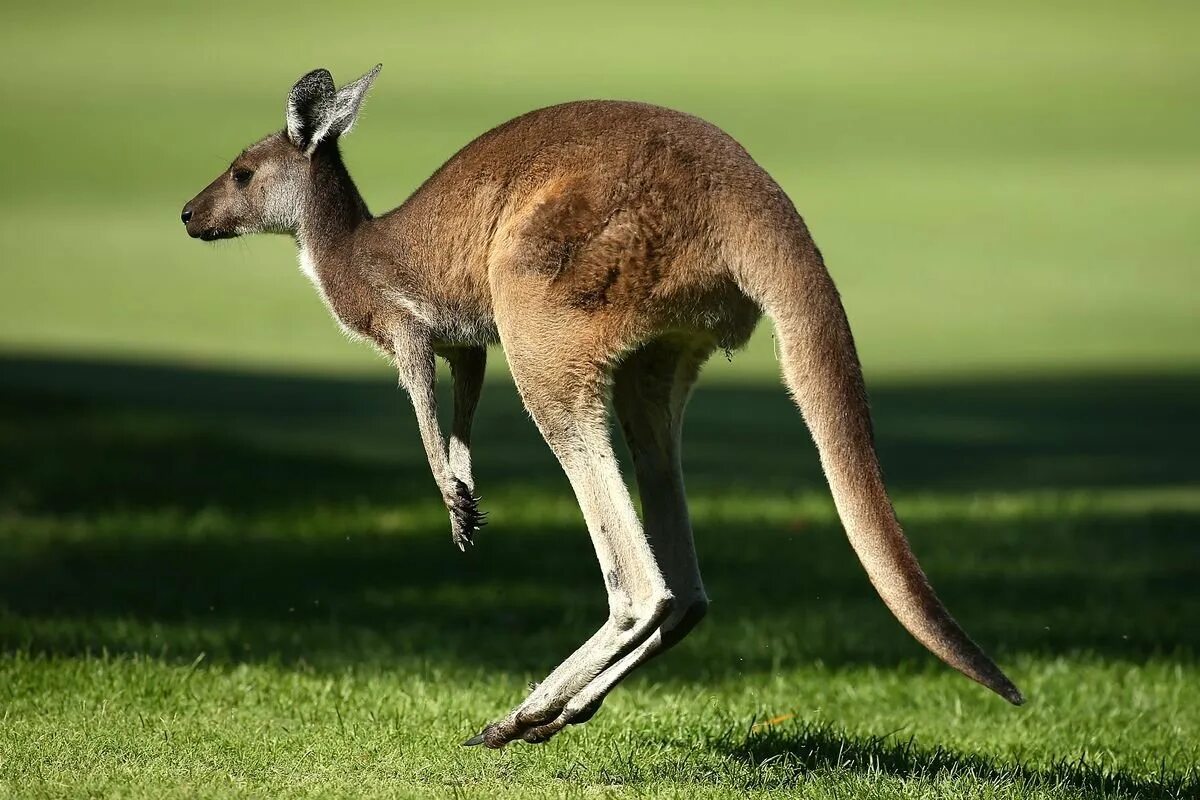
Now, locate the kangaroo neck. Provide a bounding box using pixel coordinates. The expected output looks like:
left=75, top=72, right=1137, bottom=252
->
left=296, top=141, right=370, bottom=269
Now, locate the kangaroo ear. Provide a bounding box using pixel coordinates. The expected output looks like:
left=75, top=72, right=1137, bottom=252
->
left=328, top=64, right=382, bottom=138
left=286, top=68, right=336, bottom=154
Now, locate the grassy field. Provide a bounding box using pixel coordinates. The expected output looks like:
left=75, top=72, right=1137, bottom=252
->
left=1, top=1, right=1198, bottom=797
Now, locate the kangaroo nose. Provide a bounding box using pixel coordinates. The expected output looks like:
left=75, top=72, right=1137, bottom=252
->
left=181, top=207, right=193, bottom=224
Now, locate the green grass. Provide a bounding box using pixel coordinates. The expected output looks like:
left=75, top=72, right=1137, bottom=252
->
left=1, top=0, right=1199, bottom=797
left=1, top=362, right=1197, bottom=798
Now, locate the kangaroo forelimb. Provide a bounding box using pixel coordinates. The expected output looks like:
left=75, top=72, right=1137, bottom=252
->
left=394, top=329, right=483, bottom=550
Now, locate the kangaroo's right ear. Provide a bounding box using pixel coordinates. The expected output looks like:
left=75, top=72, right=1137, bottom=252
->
left=329, top=64, right=382, bottom=138
left=286, top=68, right=337, bottom=155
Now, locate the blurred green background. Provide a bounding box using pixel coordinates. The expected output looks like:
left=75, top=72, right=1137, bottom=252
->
left=3, top=0, right=1197, bottom=377
left=1, top=2, right=1198, bottom=798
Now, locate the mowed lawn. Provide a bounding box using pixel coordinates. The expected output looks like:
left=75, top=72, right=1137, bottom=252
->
left=1, top=1, right=1198, bottom=798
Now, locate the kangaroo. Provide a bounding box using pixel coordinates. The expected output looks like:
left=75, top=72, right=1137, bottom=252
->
left=181, top=65, right=1023, bottom=748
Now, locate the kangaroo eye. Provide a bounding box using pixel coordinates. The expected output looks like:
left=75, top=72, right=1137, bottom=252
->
left=231, top=168, right=254, bottom=186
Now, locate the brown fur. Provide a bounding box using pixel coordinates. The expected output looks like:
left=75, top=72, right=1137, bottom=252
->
left=183, top=69, right=1022, bottom=749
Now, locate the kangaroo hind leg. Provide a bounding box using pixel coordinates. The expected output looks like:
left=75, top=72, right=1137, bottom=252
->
left=467, top=301, right=686, bottom=747
left=517, top=335, right=715, bottom=743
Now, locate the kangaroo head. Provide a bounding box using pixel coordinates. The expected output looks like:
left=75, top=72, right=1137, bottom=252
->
left=181, top=65, right=380, bottom=241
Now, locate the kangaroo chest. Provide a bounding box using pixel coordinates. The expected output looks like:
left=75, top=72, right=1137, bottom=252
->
left=298, top=247, right=498, bottom=352
left=298, top=246, right=393, bottom=351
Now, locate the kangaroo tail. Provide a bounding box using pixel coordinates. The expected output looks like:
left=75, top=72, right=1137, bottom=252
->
left=738, top=225, right=1023, bottom=705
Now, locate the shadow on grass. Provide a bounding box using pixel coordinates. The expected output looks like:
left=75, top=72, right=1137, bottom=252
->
left=0, top=353, right=1196, bottom=675
left=2, top=355, right=1198, bottom=510
left=718, top=721, right=1199, bottom=799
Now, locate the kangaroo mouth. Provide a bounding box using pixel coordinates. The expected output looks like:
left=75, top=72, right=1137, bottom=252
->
left=196, top=228, right=238, bottom=242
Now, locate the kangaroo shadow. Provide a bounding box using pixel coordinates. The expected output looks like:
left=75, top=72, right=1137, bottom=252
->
left=0, top=354, right=1196, bottom=674
left=709, top=721, right=1198, bottom=800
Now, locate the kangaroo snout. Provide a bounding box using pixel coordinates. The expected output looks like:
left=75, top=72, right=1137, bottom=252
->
left=180, top=200, right=209, bottom=239
left=181, top=200, right=235, bottom=241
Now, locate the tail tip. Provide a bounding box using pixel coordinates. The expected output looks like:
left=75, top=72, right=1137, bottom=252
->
left=996, top=681, right=1025, bottom=706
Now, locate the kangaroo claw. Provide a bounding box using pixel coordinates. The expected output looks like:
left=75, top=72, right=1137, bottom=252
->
left=449, top=478, right=485, bottom=550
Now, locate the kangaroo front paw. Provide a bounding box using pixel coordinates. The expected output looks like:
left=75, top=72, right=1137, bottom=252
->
left=447, top=478, right=486, bottom=551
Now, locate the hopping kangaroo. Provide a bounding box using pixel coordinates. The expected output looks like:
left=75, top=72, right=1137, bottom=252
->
left=182, top=66, right=1023, bottom=748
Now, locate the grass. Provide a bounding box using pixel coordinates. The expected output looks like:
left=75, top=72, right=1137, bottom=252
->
left=1, top=359, right=1197, bottom=798
left=1, top=0, right=1199, bottom=797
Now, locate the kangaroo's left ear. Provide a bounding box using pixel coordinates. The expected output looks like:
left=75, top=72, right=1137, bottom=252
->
left=286, top=68, right=337, bottom=154
left=328, top=63, right=382, bottom=138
